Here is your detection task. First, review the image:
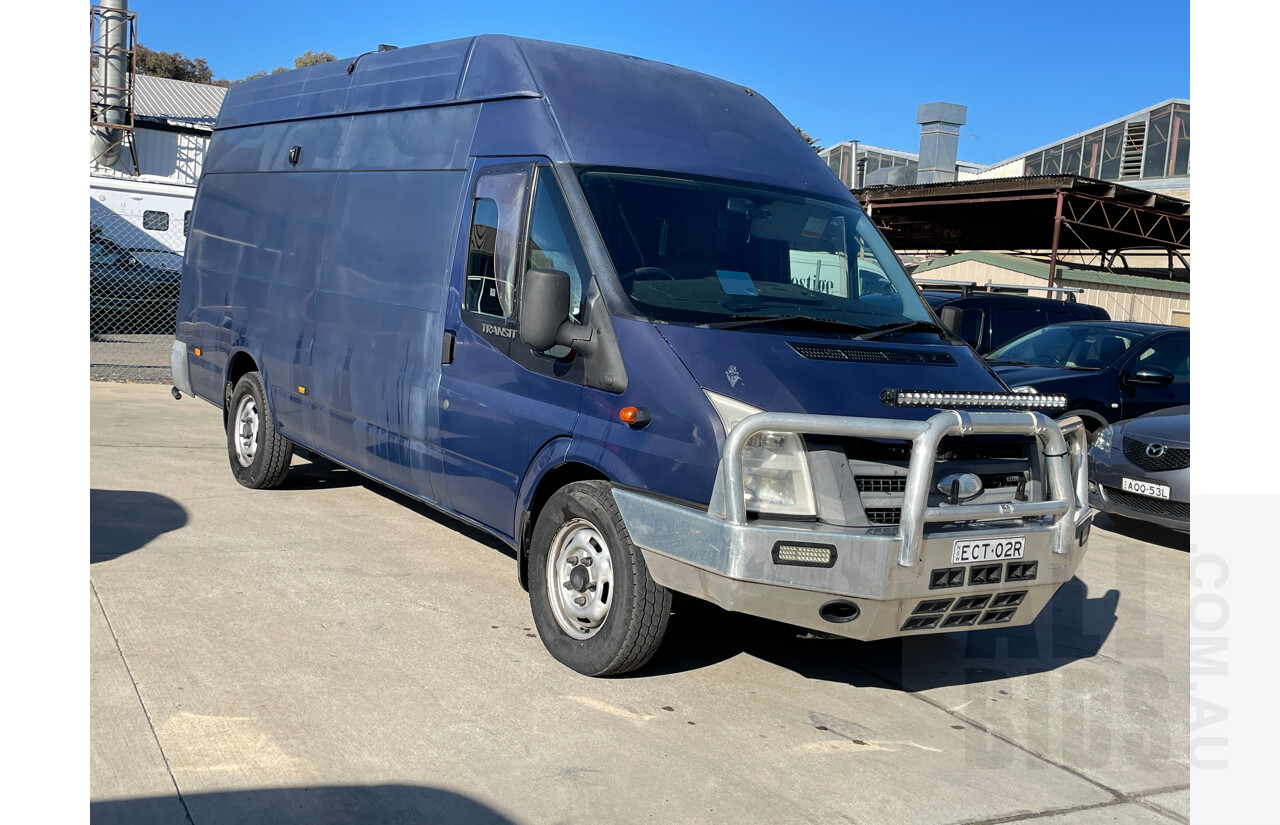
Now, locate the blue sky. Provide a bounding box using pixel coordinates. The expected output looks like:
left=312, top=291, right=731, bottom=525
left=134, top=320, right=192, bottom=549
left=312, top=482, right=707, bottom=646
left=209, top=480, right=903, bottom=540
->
left=121, top=0, right=1189, bottom=166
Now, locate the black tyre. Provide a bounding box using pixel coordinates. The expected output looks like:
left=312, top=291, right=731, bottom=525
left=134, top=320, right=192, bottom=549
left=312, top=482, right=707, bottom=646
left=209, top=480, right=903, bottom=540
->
left=529, top=481, right=672, bottom=676
left=226, top=371, right=293, bottom=489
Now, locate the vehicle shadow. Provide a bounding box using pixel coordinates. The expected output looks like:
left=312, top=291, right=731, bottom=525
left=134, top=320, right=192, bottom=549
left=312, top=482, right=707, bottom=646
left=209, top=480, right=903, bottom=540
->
left=90, top=489, right=188, bottom=563
left=1093, top=512, right=1190, bottom=551
left=90, top=783, right=520, bottom=825
left=362, top=476, right=517, bottom=561
left=278, top=454, right=365, bottom=491
left=639, top=577, right=1118, bottom=689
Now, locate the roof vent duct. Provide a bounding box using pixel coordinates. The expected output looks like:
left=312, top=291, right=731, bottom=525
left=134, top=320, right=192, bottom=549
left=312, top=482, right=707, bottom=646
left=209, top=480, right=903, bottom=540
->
left=915, top=102, right=967, bottom=184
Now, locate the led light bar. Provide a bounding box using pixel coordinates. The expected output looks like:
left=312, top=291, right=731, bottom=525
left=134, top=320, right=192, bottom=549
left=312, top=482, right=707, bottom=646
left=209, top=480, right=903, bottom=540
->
left=771, top=541, right=837, bottom=568
left=880, top=389, right=1067, bottom=411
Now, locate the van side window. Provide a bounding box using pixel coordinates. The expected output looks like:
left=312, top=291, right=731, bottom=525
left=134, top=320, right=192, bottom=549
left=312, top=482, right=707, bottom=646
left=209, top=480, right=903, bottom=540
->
left=143, top=210, right=169, bottom=231
left=463, top=169, right=529, bottom=320
left=526, top=170, right=590, bottom=323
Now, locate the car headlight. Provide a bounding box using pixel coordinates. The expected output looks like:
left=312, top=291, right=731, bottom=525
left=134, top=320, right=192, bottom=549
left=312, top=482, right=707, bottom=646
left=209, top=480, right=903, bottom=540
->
left=1092, top=425, right=1115, bottom=456
left=705, top=391, right=817, bottom=517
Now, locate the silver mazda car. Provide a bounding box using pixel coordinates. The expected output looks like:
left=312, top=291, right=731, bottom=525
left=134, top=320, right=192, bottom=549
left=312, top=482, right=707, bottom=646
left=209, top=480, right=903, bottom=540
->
left=1087, top=405, right=1189, bottom=532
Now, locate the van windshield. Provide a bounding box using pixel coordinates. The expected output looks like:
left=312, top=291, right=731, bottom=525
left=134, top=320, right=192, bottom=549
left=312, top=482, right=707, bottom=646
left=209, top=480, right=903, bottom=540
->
left=577, top=168, right=931, bottom=330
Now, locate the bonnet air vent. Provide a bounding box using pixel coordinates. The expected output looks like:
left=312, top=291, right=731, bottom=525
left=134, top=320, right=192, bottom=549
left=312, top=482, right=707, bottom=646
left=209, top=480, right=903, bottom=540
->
left=789, top=343, right=956, bottom=366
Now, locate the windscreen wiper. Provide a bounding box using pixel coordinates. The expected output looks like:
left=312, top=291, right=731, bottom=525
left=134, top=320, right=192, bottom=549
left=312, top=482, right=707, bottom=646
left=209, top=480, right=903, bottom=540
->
left=855, top=320, right=950, bottom=341
left=703, top=315, right=875, bottom=333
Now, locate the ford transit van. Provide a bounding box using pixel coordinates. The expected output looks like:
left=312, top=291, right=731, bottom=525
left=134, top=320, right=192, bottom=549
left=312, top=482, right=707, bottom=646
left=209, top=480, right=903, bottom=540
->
left=172, top=36, right=1093, bottom=675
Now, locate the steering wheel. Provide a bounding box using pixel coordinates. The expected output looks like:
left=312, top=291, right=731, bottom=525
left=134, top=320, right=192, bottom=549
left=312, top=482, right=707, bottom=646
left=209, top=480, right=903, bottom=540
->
left=619, top=267, right=675, bottom=290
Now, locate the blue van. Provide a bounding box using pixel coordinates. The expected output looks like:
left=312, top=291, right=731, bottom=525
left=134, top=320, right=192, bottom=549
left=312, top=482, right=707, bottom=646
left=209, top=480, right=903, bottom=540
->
left=172, top=36, right=1093, bottom=675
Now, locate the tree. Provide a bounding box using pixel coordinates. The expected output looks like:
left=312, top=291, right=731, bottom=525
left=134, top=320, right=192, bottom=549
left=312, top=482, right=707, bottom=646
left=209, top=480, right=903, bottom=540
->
left=294, top=50, right=336, bottom=68
left=794, top=125, right=823, bottom=154
left=133, top=44, right=215, bottom=84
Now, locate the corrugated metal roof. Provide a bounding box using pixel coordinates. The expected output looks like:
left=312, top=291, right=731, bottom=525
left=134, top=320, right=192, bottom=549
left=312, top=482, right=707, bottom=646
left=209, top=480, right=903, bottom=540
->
left=134, top=74, right=226, bottom=127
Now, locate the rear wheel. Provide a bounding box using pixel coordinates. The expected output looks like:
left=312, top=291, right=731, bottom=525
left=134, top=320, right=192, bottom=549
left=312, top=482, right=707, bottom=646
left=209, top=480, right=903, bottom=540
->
left=528, top=481, right=672, bottom=676
left=227, top=371, right=293, bottom=489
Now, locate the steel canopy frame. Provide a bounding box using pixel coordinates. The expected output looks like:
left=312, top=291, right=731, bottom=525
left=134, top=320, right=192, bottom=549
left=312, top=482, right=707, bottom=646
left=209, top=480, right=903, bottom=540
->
left=855, top=175, right=1191, bottom=286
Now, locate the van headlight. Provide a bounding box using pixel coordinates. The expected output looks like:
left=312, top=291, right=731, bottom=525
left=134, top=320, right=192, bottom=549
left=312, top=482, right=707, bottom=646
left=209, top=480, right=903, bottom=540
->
left=705, top=391, right=817, bottom=518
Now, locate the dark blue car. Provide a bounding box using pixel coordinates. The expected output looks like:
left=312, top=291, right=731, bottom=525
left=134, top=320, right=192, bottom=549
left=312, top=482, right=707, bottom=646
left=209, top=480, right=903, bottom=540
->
left=986, top=320, right=1190, bottom=435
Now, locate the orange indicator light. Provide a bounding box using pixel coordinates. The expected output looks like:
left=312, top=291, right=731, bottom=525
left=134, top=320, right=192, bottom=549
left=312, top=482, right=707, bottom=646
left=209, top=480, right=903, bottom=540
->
left=619, top=406, right=651, bottom=427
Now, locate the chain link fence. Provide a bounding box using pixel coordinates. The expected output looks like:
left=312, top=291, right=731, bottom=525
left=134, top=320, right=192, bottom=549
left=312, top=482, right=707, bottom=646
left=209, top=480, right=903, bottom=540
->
left=90, top=206, right=184, bottom=383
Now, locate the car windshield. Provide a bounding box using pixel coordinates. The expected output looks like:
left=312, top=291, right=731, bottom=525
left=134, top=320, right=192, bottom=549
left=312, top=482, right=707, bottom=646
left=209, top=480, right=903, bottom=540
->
left=986, top=324, right=1148, bottom=369
left=577, top=168, right=931, bottom=330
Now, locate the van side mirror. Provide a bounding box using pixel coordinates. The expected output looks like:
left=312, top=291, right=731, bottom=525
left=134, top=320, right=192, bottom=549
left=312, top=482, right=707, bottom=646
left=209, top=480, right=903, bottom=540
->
left=1125, top=366, right=1175, bottom=386
left=940, top=306, right=980, bottom=347
left=519, top=268, right=569, bottom=350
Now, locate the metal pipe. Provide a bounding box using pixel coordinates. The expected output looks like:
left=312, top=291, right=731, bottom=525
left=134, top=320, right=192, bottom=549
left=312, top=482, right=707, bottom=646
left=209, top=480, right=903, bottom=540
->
left=91, top=0, right=129, bottom=166
left=1048, top=189, right=1064, bottom=287
left=717, top=409, right=1082, bottom=567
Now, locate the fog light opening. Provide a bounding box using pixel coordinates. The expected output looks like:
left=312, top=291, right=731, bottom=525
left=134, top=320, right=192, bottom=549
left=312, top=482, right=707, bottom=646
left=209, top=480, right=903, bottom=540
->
left=819, top=600, right=860, bottom=624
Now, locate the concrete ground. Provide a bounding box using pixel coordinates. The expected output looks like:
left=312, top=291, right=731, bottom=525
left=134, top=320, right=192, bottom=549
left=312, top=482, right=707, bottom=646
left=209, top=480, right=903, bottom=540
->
left=90, top=382, right=1190, bottom=825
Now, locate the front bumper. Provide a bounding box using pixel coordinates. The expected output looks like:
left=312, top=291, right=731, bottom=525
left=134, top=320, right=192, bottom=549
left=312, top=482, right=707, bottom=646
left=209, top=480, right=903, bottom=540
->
left=1088, top=459, right=1189, bottom=532
left=613, top=410, right=1092, bottom=641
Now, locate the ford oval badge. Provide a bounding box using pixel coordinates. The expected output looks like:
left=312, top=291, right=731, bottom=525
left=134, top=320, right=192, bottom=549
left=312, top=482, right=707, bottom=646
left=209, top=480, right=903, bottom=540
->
left=937, top=473, right=984, bottom=503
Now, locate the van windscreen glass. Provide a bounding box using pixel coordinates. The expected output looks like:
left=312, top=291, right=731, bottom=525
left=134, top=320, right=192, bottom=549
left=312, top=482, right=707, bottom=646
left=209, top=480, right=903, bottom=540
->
left=577, top=168, right=930, bottom=329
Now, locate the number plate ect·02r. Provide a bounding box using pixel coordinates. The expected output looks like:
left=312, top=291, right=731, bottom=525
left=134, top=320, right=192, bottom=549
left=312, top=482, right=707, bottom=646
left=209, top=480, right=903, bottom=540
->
left=952, top=536, right=1025, bottom=565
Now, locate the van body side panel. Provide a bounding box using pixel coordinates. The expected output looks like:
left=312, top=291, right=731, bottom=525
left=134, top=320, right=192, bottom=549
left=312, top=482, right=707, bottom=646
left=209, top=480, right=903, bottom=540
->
left=569, top=319, right=722, bottom=506
left=181, top=171, right=336, bottom=434
left=470, top=99, right=566, bottom=160
left=308, top=168, right=467, bottom=504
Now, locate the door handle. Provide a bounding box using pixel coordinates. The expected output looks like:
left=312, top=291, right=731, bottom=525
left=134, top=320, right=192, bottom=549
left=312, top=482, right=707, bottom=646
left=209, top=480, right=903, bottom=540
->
left=442, top=329, right=456, bottom=365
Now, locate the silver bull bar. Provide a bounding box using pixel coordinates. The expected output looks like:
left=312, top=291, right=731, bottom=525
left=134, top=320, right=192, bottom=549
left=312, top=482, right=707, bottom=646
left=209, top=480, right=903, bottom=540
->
left=611, top=409, right=1092, bottom=641
left=718, top=409, right=1091, bottom=566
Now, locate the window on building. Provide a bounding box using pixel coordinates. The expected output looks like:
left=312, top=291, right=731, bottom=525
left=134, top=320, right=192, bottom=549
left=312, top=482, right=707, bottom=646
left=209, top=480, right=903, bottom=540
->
left=143, top=210, right=169, bottom=231
left=1169, top=104, right=1190, bottom=177
left=1061, top=138, right=1082, bottom=177
left=1100, top=124, right=1124, bottom=180
left=1024, top=151, right=1043, bottom=176
left=1080, top=130, right=1104, bottom=178
left=1143, top=105, right=1173, bottom=179
left=1042, top=145, right=1063, bottom=175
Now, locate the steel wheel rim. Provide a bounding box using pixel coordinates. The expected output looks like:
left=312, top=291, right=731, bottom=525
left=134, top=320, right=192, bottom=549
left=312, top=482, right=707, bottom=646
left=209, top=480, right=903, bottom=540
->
left=234, top=394, right=259, bottom=467
left=545, top=518, right=615, bottom=640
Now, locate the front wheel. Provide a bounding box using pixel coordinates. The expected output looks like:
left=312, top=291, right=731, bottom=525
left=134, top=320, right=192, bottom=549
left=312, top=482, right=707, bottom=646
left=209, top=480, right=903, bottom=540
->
left=529, top=481, right=672, bottom=676
left=226, top=371, right=293, bottom=489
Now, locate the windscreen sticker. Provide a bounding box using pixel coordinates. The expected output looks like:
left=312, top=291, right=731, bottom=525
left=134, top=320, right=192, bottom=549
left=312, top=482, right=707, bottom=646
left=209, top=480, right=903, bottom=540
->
left=801, top=217, right=828, bottom=238
left=716, top=270, right=758, bottom=296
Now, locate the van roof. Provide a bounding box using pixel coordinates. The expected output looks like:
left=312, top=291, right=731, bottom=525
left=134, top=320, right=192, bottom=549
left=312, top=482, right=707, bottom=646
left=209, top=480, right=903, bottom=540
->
left=214, top=35, right=849, bottom=200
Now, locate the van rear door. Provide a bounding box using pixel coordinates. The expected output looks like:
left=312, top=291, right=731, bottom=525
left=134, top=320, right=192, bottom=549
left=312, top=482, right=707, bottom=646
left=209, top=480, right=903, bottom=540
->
left=438, top=161, right=590, bottom=541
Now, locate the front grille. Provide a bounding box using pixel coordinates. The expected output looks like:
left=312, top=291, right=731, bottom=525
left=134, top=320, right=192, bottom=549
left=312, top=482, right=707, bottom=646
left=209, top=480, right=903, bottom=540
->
left=929, top=567, right=966, bottom=589
left=979, top=608, right=1016, bottom=624
left=954, top=595, right=991, bottom=611
left=906, top=589, right=1027, bottom=632
left=1122, top=437, right=1190, bottom=472
left=1102, top=486, right=1190, bottom=520
left=941, top=611, right=981, bottom=628
left=844, top=437, right=1029, bottom=463
left=855, top=472, right=1026, bottom=494
left=1005, top=561, right=1038, bottom=582
left=866, top=507, right=901, bottom=525
left=969, top=564, right=1002, bottom=585
left=790, top=343, right=956, bottom=366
